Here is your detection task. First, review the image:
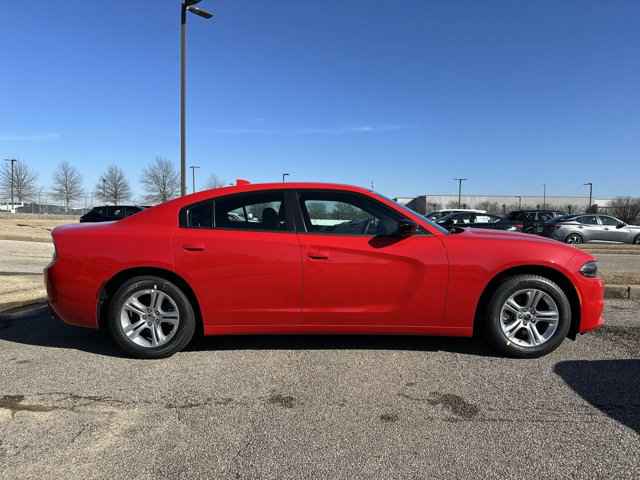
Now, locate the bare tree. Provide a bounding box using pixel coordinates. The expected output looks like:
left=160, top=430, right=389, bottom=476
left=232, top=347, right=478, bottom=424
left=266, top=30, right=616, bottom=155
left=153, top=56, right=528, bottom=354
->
left=608, top=197, right=640, bottom=223
left=140, top=157, right=179, bottom=204
left=52, top=161, right=83, bottom=212
left=96, top=165, right=131, bottom=205
left=0, top=159, right=38, bottom=203
left=206, top=174, right=225, bottom=189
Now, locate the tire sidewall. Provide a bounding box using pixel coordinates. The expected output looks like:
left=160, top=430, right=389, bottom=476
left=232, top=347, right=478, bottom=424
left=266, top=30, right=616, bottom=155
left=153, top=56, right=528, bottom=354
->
left=486, top=276, right=571, bottom=358
left=108, top=276, right=196, bottom=359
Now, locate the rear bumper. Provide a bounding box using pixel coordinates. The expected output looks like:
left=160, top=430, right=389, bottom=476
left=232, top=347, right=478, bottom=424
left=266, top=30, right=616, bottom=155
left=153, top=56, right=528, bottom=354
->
left=45, top=260, right=99, bottom=329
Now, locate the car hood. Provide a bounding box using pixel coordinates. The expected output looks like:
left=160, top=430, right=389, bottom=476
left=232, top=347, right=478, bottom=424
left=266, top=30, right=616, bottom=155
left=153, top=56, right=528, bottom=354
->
left=450, top=227, right=560, bottom=245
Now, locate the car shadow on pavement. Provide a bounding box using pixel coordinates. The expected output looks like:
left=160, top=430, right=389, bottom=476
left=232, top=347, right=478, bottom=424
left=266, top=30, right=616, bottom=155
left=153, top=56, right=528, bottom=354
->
left=555, top=360, right=640, bottom=435
left=187, top=333, right=499, bottom=357
left=0, top=305, right=499, bottom=358
left=0, top=305, right=126, bottom=358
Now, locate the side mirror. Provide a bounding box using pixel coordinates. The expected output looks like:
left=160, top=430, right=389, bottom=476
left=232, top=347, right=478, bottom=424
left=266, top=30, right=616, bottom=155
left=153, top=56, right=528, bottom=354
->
left=396, top=220, right=417, bottom=236
left=616, top=222, right=626, bottom=229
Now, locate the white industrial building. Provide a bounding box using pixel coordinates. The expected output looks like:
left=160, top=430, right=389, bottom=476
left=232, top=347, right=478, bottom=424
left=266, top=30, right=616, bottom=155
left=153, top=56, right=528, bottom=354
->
left=394, top=194, right=612, bottom=215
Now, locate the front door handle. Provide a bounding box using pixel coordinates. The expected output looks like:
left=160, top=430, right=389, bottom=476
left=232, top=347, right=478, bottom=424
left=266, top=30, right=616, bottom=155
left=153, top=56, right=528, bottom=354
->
left=183, top=244, right=206, bottom=252
left=307, top=250, right=329, bottom=260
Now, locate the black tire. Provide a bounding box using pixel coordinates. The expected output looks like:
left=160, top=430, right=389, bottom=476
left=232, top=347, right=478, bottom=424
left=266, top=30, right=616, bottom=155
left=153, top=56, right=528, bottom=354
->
left=484, top=275, right=571, bottom=358
left=634, top=235, right=640, bottom=245
left=565, top=233, right=583, bottom=244
left=108, top=276, right=196, bottom=359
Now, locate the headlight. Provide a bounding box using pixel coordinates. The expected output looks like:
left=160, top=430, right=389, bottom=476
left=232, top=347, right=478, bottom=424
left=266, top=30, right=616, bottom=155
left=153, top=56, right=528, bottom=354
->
left=579, top=261, right=598, bottom=277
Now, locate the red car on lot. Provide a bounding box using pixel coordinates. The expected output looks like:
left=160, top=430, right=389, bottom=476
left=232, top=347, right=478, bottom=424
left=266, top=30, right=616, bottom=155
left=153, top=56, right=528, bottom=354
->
left=45, top=182, right=604, bottom=359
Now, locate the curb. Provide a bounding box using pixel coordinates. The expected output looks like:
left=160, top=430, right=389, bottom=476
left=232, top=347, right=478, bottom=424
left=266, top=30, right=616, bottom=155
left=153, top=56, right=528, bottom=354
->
left=0, top=287, right=637, bottom=317
left=604, top=285, right=640, bottom=300
left=0, top=235, right=52, bottom=244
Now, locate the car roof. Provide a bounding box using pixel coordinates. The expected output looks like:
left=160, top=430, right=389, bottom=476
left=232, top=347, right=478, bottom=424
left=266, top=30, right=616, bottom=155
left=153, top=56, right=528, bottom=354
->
left=434, top=208, right=487, bottom=212
left=120, top=182, right=445, bottom=235
left=126, top=182, right=379, bottom=218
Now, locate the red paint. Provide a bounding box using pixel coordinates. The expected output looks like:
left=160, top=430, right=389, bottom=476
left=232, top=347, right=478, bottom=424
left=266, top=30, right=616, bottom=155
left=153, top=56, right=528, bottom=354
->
left=45, top=182, right=604, bottom=338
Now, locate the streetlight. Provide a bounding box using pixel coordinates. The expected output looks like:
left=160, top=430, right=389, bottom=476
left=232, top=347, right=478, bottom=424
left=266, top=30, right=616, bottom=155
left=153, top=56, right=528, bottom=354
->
left=584, top=182, right=593, bottom=210
left=516, top=195, right=522, bottom=209
left=4, top=159, right=16, bottom=212
left=282, top=173, right=290, bottom=183
left=454, top=178, right=467, bottom=208
left=180, top=0, right=214, bottom=197
left=190, top=165, right=200, bottom=193
left=543, top=184, right=547, bottom=209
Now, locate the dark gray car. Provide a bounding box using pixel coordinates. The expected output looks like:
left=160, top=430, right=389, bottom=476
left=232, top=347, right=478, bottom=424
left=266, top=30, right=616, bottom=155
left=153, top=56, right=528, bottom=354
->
left=543, top=214, right=640, bottom=244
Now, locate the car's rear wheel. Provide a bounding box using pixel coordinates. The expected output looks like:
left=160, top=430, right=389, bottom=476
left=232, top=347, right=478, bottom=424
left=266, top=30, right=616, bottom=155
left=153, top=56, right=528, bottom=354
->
left=108, top=276, right=196, bottom=359
left=484, top=275, right=571, bottom=358
left=633, top=234, right=640, bottom=245
left=565, top=233, right=583, bottom=244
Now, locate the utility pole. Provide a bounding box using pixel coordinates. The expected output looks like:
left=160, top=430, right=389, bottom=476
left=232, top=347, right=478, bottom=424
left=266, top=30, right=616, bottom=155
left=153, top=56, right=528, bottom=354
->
left=282, top=173, right=290, bottom=183
left=180, top=0, right=214, bottom=196
left=543, top=184, right=547, bottom=209
left=454, top=178, right=467, bottom=208
left=4, top=159, right=16, bottom=213
left=190, top=165, right=200, bottom=193
left=584, top=182, right=593, bottom=210
left=516, top=195, right=522, bottom=209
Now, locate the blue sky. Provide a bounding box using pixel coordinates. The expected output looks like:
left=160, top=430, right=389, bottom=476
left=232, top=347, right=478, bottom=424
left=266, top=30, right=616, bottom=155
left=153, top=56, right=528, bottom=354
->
left=1, top=0, right=639, bottom=200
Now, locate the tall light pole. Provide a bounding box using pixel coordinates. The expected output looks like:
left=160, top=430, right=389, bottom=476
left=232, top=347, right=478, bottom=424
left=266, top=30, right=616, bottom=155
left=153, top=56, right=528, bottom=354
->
left=454, top=178, right=467, bottom=208
left=584, top=182, right=593, bottom=210
left=190, top=165, right=200, bottom=193
left=180, top=0, right=214, bottom=196
left=4, top=159, right=16, bottom=212
left=516, top=195, right=522, bottom=209
left=282, top=173, right=290, bottom=183
left=543, top=184, right=547, bottom=209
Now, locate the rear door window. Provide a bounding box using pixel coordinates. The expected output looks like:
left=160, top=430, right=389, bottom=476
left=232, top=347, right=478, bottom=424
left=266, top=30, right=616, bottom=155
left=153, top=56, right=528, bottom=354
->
left=215, top=191, right=290, bottom=231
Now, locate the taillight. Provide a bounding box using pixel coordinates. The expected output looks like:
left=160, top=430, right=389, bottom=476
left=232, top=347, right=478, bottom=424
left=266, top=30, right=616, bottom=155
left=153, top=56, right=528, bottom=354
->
left=514, top=224, right=523, bottom=230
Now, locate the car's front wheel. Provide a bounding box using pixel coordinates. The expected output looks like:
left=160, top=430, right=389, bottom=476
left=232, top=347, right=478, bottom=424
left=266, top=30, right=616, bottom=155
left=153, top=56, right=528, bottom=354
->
left=565, top=233, right=583, bottom=244
left=108, top=276, right=196, bottom=359
left=484, top=275, right=571, bottom=358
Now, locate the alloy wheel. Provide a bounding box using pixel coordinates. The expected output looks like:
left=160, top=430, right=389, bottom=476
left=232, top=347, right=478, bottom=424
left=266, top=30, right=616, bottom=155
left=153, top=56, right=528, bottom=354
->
left=120, top=288, right=180, bottom=348
left=499, top=288, right=560, bottom=348
left=566, top=234, right=582, bottom=244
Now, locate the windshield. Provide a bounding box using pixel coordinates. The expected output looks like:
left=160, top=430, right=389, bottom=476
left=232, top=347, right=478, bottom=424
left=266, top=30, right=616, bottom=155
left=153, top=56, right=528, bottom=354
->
left=372, top=192, right=450, bottom=234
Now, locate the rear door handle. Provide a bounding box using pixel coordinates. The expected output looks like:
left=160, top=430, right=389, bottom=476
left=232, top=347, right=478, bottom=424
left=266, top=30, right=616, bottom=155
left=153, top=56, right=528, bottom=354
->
left=183, top=244, right=206, bottom=252
left=307, top=250, right=329, bottom=260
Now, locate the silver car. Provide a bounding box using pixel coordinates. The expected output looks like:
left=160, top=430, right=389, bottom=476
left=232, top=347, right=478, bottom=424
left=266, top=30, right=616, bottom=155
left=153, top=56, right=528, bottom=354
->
left=544, top=214, right=640, bottom=244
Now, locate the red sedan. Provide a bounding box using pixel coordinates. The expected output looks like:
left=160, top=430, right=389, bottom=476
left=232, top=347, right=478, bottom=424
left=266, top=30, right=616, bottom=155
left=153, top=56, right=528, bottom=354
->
left=45, top=182, right=604, bottom=359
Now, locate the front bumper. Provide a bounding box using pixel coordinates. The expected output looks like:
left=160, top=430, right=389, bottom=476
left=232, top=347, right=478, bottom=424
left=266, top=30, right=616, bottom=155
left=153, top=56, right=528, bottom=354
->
left=576, top=275, right=605, bottom=334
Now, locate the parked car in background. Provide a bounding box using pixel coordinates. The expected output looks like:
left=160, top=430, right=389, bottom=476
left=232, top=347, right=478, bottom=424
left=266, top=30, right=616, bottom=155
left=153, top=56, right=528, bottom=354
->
left=436, top=212, right=523, bottom=232
left=80, top=205, right=145, bottom=223
left=543, top=214, right=640, bottom=244
left=506, top=210, right=566, bottom=234
left=47, top=182, right=604, bottom=359
left=425, top=208, right=487, bottom=221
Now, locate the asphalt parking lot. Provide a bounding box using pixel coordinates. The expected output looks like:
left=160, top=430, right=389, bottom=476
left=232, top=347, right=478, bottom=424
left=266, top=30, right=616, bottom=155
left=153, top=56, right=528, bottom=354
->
left=1, top=301, right=639, bottom=479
